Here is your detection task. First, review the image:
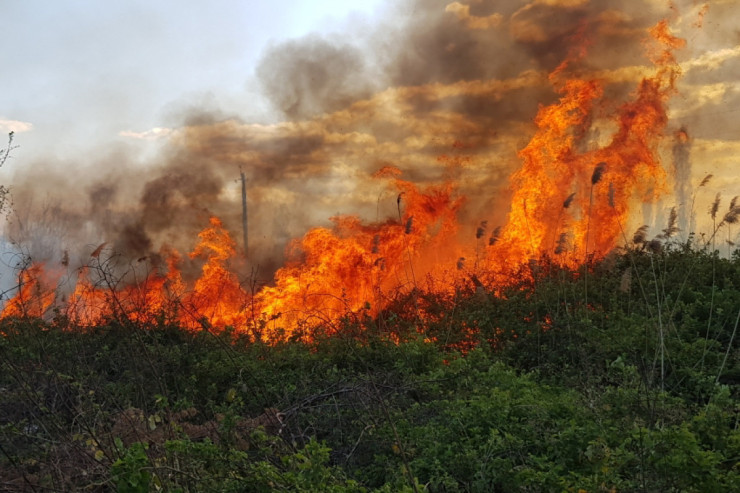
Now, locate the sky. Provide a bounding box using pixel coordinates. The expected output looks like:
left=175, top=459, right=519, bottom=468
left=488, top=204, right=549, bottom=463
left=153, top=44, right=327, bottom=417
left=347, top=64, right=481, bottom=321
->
left=1, top=0, right=388, bottom=160
left=2, top=0, right=740, bottom=277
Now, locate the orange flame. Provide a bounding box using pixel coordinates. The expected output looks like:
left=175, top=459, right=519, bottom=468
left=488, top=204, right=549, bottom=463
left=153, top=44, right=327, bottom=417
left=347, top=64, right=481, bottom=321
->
left=184, top=217, right=248, bottom=329
left=2, top=20, right=686, bottom=344
left=482, top=20, right=683, bottom=281
left=1, top=264, right=56, bottom=319
left=254, top=173, right=463, bottom=340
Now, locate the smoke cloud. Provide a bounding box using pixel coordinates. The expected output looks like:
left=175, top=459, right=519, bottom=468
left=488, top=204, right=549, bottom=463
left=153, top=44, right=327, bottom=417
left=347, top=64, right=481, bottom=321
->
left=256, top=35, right=377, bottom=120
left=5, top=0, right=739, bottom=284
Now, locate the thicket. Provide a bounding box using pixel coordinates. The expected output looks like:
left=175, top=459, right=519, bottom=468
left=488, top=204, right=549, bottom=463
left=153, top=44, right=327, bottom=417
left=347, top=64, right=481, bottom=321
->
left=1, top=241, right=739, bottom=492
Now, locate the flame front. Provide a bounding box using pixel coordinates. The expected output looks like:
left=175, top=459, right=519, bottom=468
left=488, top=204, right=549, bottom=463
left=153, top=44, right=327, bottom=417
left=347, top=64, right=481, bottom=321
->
left=255, top=173, right=463, bottom=339
left=2, top=264, right=56, bottom=319
left=2, top=19, right=686, bottom=342
left=484, top=20, right=683, bottom=278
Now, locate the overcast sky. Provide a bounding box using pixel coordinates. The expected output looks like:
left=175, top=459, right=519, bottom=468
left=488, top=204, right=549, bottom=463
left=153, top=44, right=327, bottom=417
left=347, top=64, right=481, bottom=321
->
left=1, top=0, right=387, bottom=161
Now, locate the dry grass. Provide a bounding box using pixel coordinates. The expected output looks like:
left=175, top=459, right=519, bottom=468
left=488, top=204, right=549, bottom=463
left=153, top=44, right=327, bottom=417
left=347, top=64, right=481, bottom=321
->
left=591, top=161, right=606, bottom=185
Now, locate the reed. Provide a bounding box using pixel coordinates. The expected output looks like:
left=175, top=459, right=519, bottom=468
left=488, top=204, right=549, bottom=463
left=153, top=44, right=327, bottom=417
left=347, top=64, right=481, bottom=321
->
left=552, top=192, right=576, bottom=255
left=554, top=232, right=568, bottom=255
left=488, top=226, right=501, bottom=246
left=584, top=161, right=607, bottom=316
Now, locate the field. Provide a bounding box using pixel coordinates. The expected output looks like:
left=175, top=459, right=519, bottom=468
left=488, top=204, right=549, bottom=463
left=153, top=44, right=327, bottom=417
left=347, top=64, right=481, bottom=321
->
left=1, top=242, right=739, bottom=492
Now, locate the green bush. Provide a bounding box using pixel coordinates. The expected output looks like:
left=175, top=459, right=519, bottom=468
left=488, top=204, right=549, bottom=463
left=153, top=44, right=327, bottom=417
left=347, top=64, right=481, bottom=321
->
left=1, top=246, right=739, bottom=490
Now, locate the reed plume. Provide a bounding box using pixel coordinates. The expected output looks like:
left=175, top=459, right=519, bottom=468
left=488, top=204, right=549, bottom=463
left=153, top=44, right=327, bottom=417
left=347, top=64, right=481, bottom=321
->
left=476, top=220, right=487, bottom=239
left=659, top=207, right=679, bottom=239
left=591, top=161, right=607, bottom=185
left=608, top=182, right=616, bottom=208
left=554, top=233, right=568, bottom=255
left=647, top=239, right=663, bottom=254
left=722, top=204, right=740, bottom=225
left=396, top=192, right=405, bottom=220
left=704, top=194, right=740, bottom=248
left=710, top=193, right=721, bottom=221
left=489, top=226, right=501, bottom=246
left=632, top=225, right=649, bottom=245
left=585, top=161, right=606, bottom=257
left=404, top=216, right=414, bottom=234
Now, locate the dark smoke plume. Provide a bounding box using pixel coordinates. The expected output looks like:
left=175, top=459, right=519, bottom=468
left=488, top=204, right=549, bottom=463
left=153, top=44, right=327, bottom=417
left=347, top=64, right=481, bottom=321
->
left=5, top=0, right=722, bottom=285
left=256, top=34, right=376, bottom=120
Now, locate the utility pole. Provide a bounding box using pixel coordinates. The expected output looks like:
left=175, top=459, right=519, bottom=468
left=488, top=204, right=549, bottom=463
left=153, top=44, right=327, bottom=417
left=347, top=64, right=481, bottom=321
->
left=240, top=168, right=248, bottom=255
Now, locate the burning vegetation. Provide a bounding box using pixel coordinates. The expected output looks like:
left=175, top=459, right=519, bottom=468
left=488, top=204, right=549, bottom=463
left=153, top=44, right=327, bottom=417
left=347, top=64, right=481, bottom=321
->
left=0, top=1, right=725, bottom=343
left=6, top=3, right=740, bottom=490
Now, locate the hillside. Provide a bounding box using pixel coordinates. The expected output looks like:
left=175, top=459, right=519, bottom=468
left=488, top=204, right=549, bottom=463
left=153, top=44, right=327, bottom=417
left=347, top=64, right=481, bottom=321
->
left=1, top=242, right=739, bottom=492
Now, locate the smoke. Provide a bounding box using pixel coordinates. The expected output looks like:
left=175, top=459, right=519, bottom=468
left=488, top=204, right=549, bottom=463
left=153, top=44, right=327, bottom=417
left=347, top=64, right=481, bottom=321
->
left=672, top=127, right=692, bottom=237
left=256, top=35, right=377, bottom=120
left=5, top=0, right=733, bottom=285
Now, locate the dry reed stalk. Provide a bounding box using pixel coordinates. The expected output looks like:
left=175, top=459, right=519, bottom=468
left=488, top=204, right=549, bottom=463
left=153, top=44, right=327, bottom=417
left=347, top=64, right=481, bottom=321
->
left=585, top=161, right=606, bottom=264
left=710, top=193, right=721, bottom=221
left=723, top=196, right=740, bottom=225
left=608, top=182, right=616, bottom=208
left=723, top=207, right=740, bottom=225
left=489, top=226, right=501, bottom=246
left=476, top=220, right=487, bottom=239
left=633, top=225, right=649, bottom=245
left=404, top=217, right=414, bottom=234
left=647, top=239, right=663, bottom=254
left=591, top=161, right=607, bottom=185
left=659, top=207, right=679, bottom=239
left=554, top=232, right=568, bottom=255
left=474, top=220, right=487, bottom=271
left=371, top=234, right=380, bottom=254
left=553, top=193, right=575, bottom=255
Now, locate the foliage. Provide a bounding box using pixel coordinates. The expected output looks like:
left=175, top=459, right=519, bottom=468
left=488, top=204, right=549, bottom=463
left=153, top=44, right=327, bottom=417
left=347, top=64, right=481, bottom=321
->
left=1, top=245, right=740, bottom=491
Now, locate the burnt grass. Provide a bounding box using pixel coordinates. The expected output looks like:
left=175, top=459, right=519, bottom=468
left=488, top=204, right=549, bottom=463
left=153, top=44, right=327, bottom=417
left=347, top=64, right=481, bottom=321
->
left=1, top=244, right=739, bottom=492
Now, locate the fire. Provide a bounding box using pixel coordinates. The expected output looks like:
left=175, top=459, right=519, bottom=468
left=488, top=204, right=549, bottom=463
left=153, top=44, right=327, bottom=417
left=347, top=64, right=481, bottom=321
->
left=185, top=217, right=248, bottom=329
left=2, top=264, right=56, bottom=319
left=2, top=19, right=687, bottom=343
left=254, top=172, right=463, bottom=339
left=1, top=178, right=463, bottom=341
left=482, top=19, right=683, bottom=280
left=62, top=218, right=249, bottom=331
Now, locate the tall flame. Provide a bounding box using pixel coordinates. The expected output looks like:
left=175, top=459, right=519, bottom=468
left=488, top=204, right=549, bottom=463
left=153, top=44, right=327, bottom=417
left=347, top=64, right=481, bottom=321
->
left=2, top=264, right=56, bottom=319
left=2, top=20, right=687, bottom=342
left=254, top=171, right=463, bottom=339
left=483, top=20, right=684, bottom=279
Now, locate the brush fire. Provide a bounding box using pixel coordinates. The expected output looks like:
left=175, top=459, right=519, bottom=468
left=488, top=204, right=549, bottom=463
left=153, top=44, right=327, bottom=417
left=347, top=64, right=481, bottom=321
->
left=0, top=1, right=724, bottom=342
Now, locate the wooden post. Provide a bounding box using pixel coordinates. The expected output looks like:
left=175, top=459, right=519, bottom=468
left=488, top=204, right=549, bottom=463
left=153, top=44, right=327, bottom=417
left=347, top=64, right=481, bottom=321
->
left=240, top=169, right=248, bottom=255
